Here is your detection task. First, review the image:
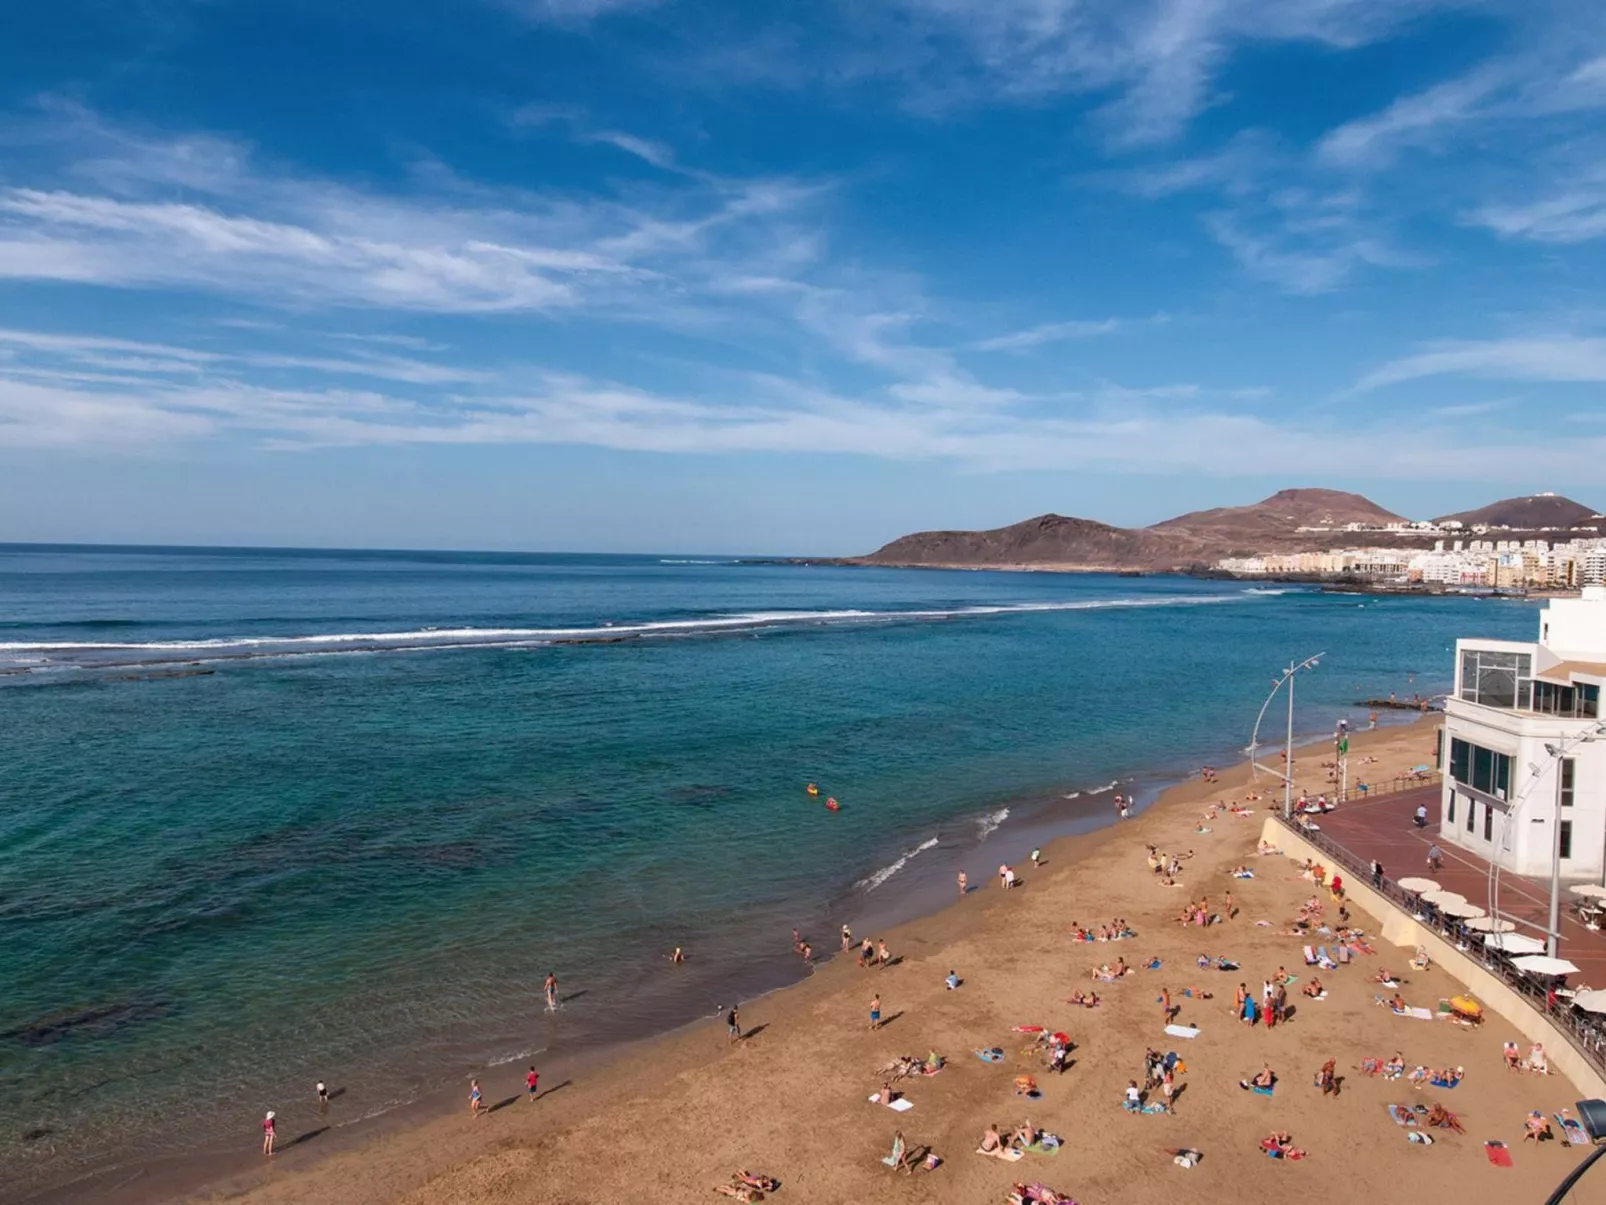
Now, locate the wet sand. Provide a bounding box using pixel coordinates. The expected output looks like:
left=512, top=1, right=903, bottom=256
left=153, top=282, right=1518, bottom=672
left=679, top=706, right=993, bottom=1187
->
left=71, top=721, right=1606, bottom=1204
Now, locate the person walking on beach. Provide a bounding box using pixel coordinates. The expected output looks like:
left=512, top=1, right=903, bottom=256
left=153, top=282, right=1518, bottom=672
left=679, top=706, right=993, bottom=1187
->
left=878, top=939, right=890, bottom=968
left=544, top=971, right=558, bottom=1011
left=316, top=1081, right=329, bottom=1111
left=262, top=1111, right=276, bottom=1156
left=1161, top=1067, right=1177, bottom=1114
left=1160, top=986, right=1172, bottom=1023
left=957, top=871, right=968, bottom=899
left=527, top=1065, right=540, bottom=1102
left=841, top=924, right=853, bottom=952
left=1031, top=848, right=1042, bottom=869
left=859, top=937, right=874, bottom=967
left=870, top=994, right=882, bottom=1030
left=727, top=1004, right=741, bottom=1044
left=469, top=1079, right=484, bottom=1117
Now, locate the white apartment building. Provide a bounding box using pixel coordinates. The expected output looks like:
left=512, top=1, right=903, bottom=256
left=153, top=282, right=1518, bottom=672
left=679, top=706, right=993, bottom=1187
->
left=1440, top=587, right=1606, bottom=878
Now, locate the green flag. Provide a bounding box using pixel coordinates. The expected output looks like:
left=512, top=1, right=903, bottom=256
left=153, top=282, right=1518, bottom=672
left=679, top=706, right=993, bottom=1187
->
left=1337, top=735, right=1349, bottom=755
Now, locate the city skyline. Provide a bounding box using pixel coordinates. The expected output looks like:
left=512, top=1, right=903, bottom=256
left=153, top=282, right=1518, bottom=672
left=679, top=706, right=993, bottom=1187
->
left=3, top=1, right=1606, bottom=552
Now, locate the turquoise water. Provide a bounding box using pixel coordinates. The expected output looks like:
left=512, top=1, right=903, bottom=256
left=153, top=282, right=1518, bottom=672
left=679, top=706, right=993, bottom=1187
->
left=0, top=547, right=1536, bottom=1193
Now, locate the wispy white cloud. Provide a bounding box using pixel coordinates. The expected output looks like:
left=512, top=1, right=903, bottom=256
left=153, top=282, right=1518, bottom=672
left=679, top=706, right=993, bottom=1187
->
left=1359, top=336, right=1606, bottom=388
left=1317, top=66, right=1510, bottom=167
left=502, top=0, right=663, bottom=23
left=1468, top=176, right=1606, bottom=244
left=968, top=317, right=1123, bottom=352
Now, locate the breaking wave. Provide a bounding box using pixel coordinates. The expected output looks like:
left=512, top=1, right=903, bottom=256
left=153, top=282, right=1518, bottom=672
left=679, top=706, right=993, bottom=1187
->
left=975, top=807, right=1010, bottom=840
left=856, top=836, right=941, bottom=892
left=1, top=593, right=1250, bottom=673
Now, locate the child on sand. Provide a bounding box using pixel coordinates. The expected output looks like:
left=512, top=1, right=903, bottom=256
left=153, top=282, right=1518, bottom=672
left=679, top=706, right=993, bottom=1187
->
left=870, top=995, right=882, bottom=1030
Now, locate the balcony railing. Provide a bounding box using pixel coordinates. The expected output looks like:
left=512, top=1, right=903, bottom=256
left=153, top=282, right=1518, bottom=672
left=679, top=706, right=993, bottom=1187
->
left=1271, top=811, right=1606, bottom=1080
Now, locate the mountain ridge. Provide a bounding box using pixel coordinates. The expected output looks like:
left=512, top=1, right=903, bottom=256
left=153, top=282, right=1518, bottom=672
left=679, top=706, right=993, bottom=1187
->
left=852, top=489, right=1601, bottom=571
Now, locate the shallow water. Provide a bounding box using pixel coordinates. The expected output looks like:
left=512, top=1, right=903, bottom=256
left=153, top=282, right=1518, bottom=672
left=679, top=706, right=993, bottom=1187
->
left=0, top=546, right=1534, bottom=1192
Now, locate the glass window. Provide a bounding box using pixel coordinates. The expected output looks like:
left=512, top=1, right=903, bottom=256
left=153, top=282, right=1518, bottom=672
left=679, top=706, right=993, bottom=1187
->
left=1458, top=649, right=1533, bottom=709
left=1450, top=738, right=1470, bottom=784
left=1483, top=805, right=1493, bottom=841
left=1466, top=798, right=1475, bottom=832
left=1561, top=759, right=1575, bottom=808
left=1448, top=795, right=1456, bottom=824
left=1473, top=745, right=1494, bottom=794
left=1560, top=819, right=1573, bottom=861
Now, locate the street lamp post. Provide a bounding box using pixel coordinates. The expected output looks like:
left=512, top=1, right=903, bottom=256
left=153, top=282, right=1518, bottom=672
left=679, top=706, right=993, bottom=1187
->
left=1249, top=653, right=1325, bottom=821
left=1543, top=724, right=1606, bottom=959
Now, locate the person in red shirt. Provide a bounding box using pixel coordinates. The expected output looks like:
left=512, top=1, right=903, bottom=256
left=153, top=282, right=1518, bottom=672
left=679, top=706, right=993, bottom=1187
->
left=262, top=1111, right=276, bottom=1156
left=527, top=1066, right=540, bottom=1102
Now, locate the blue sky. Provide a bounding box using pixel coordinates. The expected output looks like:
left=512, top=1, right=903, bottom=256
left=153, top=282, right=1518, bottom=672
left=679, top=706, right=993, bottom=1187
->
left=1, top=0, right=1604, bottom=553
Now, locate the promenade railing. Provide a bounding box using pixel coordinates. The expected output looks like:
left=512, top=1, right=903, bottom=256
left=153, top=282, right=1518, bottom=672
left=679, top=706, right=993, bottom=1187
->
left=1338, top=771, right=1440, bottom=803
left=1271, top=809, right=1606, bottom=1080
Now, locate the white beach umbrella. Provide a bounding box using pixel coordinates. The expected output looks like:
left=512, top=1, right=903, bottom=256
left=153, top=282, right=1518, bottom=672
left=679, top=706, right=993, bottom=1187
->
left=1439, top=900, right=1487, bottom=919
left=1463, top=916, right=1515, bottom=933
left=1484, top=932, right=1546, bottom=955
left=1397, top=877, right=1440, bottom=892
left=1512, top=955, right=1581, bottom=977
left=1421, top=890, right=1467, bottom=907
left=1570, top=884, right=1606, bottom=899
left=1572, top=990, right=1606, bottom=1015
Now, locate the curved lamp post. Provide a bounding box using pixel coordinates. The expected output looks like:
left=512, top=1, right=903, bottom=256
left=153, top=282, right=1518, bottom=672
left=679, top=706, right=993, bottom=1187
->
left=1249, top=653, right=1325, bottom=820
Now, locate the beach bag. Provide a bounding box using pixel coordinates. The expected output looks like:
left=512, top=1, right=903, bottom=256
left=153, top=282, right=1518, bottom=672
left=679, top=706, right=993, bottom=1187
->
left=1174, top=1151, right=1199, bottom=1168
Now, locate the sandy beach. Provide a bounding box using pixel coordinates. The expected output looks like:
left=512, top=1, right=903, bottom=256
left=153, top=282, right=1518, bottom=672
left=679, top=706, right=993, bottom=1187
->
left=79, top=720, right=1604, bottom=1205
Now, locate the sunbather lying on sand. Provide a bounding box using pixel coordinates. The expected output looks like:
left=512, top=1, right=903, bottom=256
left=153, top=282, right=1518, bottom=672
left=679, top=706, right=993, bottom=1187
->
left=1066, top=991, right=1100, bottom=1008
left=978, top=1125, right=1007, bottom=1156
left=1261, top=1131, right=1306, bottom=1160
left=1427, top=1104, right=1464, bottom=1133
left=1240, top=1065, right=1276, bottom=1091
left=714, top=1185, right=761, bottom=1201
left=1303, top=978, right=1325, bottom=998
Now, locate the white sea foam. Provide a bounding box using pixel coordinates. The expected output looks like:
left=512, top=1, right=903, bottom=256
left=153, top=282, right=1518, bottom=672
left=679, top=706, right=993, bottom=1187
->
left=0, top=593, right=1254, bottom=667
left=488, top=1046, right=545, bottom=1066
left=1063, top=790, right=1082, bottom=800
left=857, top=836, right=940, bottom=891
left=976, top=807, right=1010, bottom=840
left=1245, top=587, right=1294, bottom=596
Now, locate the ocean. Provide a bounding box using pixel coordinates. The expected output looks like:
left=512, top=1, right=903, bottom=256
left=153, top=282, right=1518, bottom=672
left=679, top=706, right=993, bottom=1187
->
left=0, top=545, right=1537, bottom=1196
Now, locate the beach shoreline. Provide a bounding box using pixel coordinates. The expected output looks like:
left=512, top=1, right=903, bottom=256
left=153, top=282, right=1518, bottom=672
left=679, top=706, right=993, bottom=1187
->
left=23, top=713, right=1463, bottom=1205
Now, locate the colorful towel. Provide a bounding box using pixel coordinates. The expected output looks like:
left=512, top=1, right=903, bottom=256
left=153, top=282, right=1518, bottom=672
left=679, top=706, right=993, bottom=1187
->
left=1252, top=1085, right=1274, bottom=1097
left=1388, top=1105, right=1416, bottom=1127
left=1485, top=1141, right=1512, bottom=1167
left=1559, top=1115, right=1588, bottom=1146
left=976, top=1049, right=1005, bottom=1063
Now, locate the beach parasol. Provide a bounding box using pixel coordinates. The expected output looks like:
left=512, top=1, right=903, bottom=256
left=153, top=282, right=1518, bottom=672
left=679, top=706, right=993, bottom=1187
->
left=1463, top=916, right=1515, bottom=933
left=1511, top=955, right=1580, bottom=977
left=1439, top=900, right=1487, bottom=919
left=1484, top=932, right=1545, bottom=955
left=1572, top=990, right=1606, bottom=1015
left=1421, top=890, right=1467, bottom=907
left=1570, top=884, right=1606, bottom=899
left=1397, top=877, right=1439, bottom=893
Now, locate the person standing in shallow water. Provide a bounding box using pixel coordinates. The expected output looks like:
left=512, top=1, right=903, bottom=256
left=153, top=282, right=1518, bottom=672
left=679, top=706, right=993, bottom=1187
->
left=316, top=1081, right=328, bottom=1111
left=957, top=871, right=968, bottom=899
left=727, top=1004, right=741, bottom=1044
left=262, top=1111, right=276, bottom=1156
left=544, top=971, right=558, bottom=1011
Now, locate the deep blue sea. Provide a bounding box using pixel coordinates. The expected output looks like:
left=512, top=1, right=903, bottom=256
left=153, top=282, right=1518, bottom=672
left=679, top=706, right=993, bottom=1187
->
left=0, top=546, right=1538, bottom=1194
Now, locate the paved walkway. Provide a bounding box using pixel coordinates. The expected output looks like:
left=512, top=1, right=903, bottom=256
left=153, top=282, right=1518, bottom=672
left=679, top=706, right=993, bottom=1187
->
left=1309, top=783, right=1606, bottom=983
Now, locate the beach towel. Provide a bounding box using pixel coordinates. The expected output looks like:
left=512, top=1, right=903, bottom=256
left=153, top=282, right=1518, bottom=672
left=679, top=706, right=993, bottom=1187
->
left=1558, top=1114, right=1588, bottom=1146
left=1251, top=1085, right=1274, bottom=1097
left=1303, top=945, right=1317, bottom=965
left=868, top=1094, right=915, bottom=1112
left=1026, top=1141, right=1062, bottom=1155
left=979, top=1147, right=1024, bottom=1162
left=1013, top=1025, right=1046, bottom=1033
left=976, top=1048, right=1005, bottom=1063
left=1430, top=1075, right=1461, bottom=1089
left=1232, top=870, right=1254, bottom=878
left=1388, top=1105, right=1416, bottom=1127
left=1407, top=1132, right=1434, bottom=1145
left=1405, top=1007, right=1435, bottom=1021
left=1485, top=1141, right=1512, bottom=1167
left=1164, top=1024, right=1200, bottom=1039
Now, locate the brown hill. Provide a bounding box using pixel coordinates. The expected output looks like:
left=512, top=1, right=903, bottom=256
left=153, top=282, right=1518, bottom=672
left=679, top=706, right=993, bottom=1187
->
left=861, top=513, right=1193, bottom=569
left=857, top=488, right=1409, bottom=570
left=1150, top=488, right=1405, bottom=544
left=1434, top=494, right=1602, bottom=531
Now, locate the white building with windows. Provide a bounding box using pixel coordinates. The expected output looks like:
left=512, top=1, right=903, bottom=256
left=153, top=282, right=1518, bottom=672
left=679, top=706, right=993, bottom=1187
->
left=1440, top=587, right=1606, bottom=878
